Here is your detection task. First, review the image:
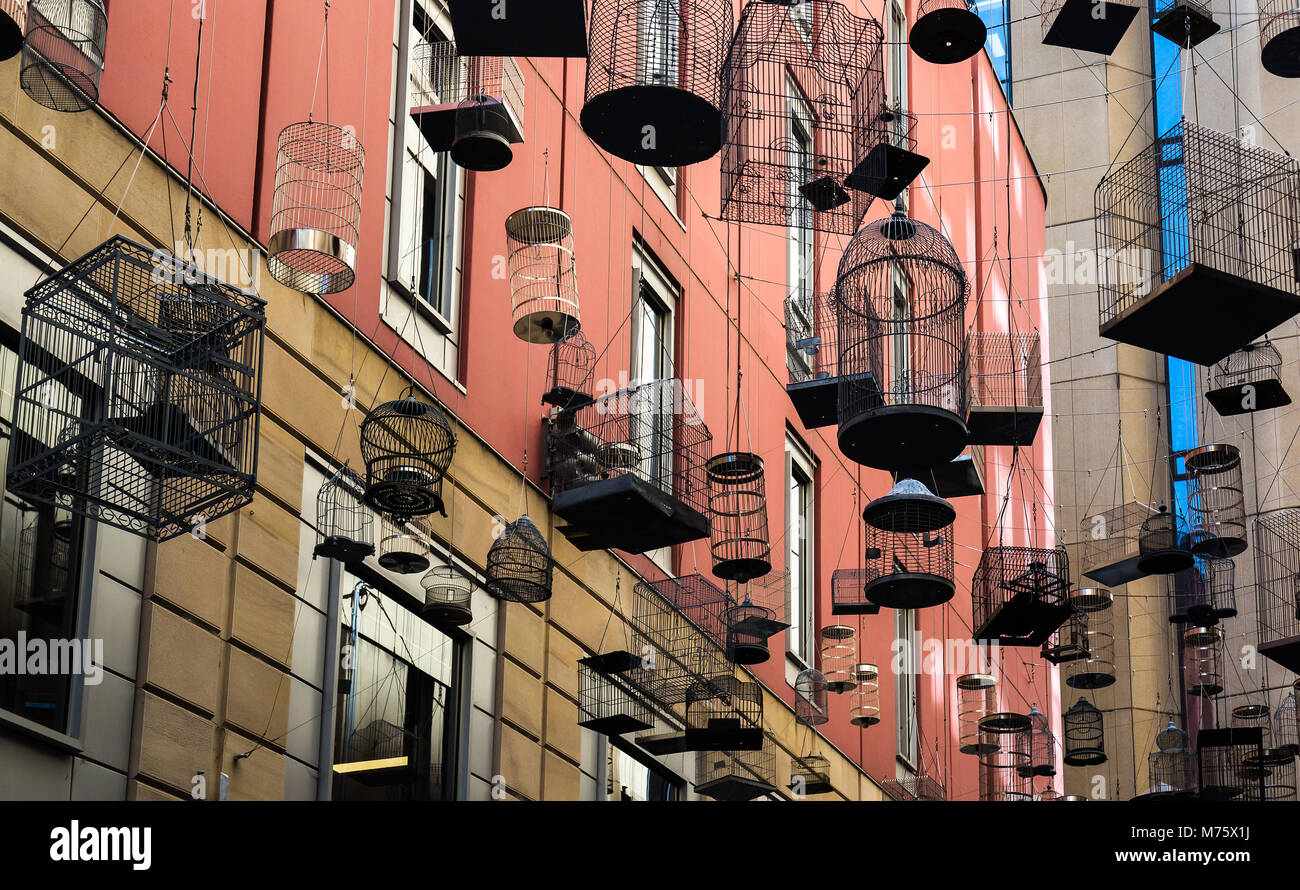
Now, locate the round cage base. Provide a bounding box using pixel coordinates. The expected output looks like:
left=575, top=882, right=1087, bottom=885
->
left=378, top=549, right=431, bottom=575
left=486, top=579, right=552, bottom=604
left=514, top=308, right=581, bottom=345
left=1188, top=533, right=1248, bottom=559
left=1262, top=27, right=1300, bottom=78
left=980, top=712, right=1032, bottom=733
left=452, top=129, right=513, bottom=172
left=1063, top=748, right=1106, bottom=767
left=267, top=228, right=358, bottom=295
left=366, top=477, right=444, bottom=519
left=909, top=8, right=987, bottom=64
left=850, top=713, right=881, bottom=727
left=423, top=600, right=474, bottom=626
left=826, top=679, right=858, bottom=694
left=726, top=640, right=770, bottom=666
left=837, top=405, right=969, bottom=472
left=21, top=55, right=99, bottom=113
left=862, top=485, right=955, bottom=534
left=960, top=741, right=999, bottom=755
left=313, top=536, right=376, bottom=564
left=542, top=386, right=593, bottom=409
left=712, top=557, right=772, bottom=584
left=864, top=572, right=955, bottom=609
left=1065, top=670, right=1116, bottom=691
left=580, top=86, right=722, bottom=167
left=0, top=14, right=21, bottom=62
left=1137, top=548, right=1194, bottom=575
left=1187, top=682, right=1224, bottom=697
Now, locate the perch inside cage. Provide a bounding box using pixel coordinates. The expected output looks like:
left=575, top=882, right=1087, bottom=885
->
left=1021, top=705, right=1057, bottom=778
left=544, top=330, right=597, bottom=409
left=957, top=673, right=998, bottom=754
left=1, top=0, right=26, bottom=60
left=377, top=515, right=430, bottom=575
left=446, top=0, right=588, bottom=57
left=795, top=668, right=829, bottom=727
left=790, top=754, right=833, bottom=796
left=421, top=565, right=474, bottom=626
left=1253, top=509, right=1300, bottom=673
left=909, top=0, right=986, bottom=64
left=685, top=675, right=763, bottom=751
left=485, top=515, right=553, bottom=603
left=1040, top=0, right=1139, bottom=55
left=360, top=392, right=456, bottom=519
left=1261, top=0, right=1300, bottom=77
left=1175, top=443, right=1247, bottom=558
left=1197, top=727, right=1264, bottom=800
left=505, top=207, right=581, bottom=344
left=861, top=512, right=955, bottom=609
left=578, top=656, right=654, bottom=735
left=315, top=465, right=375, bottom=563
left=1063, top=697, right=1106, bottom=767
left=1065, top=587, right=1116, bottom=690
left=1206, top=341, right=1291, bottom=416
left=1183, top=625, right=1224, bottom=696
left=20, top=0, right=107, bottom=113
left=1137, top=505, right=1192, bottom=575
left=1147, top=720, right=1196, bottom=798
left=972, top=545, right=1072, bottom=647
left=849, top=663, right=881, bottom=727
left=820, top=625, right=857, bottom=693
left=966, top=331, right=1045, bottom=446
left=706, top=452, right=771, bottom=583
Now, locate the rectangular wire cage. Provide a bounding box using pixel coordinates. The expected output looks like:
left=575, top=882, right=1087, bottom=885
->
left=724, top=570, right=791, bottom=665
left=967, top=331, right=1044, bottom=446
left=790, top=754, right=834, bottom=796
left=1197, top=727, right=1265, bottom=800
left=1095, top=120, right=1300, bottom=365
left=578, top=655, right=655, bottom=736
left=409, top=38, right=526, bottom=152
left=1080, top=501, right=1149, bottom=587
left=971, top=545, right=1072, bottom=646
left=695, top=731, right=778, bottom=801
left=1254, top=509, right=1300, bottom=672
left=848, top=49, right=928, bottom=201
left=685, top=674, right=764, bottom=751
left=6, top=237, right=266, bottom=542
left=624, top=578, right=730, bottom=707
left=881, top=772, right=947, bottom=801
left=785, top=289, right=848, bottom=429
left=831, top=566, right=880, bottom=615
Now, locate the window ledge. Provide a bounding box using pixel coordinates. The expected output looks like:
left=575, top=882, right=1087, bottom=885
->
left=0, top=709, right=83, bottom=756
left=385, top=278, right=455, bottom=336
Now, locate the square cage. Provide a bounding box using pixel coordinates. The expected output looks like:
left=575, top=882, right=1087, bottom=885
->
left=1205, top=341, right=1291, bottom=416
left=1197, top=727, right=1265, bottom=800
left=6, top=237, right=266, bottom=542
left=1254, top=509, right=1300, bottom=672
left=972, top=545, right=1072, bottom=646
left=1041, top=0, right=1140, bottom=55
left=685, top=674, right=764, bottom=751
left=786, top=290, right=872, bottom=430
left=548, top=379, right=711, bottom=554
left=831, top=566, right=880, bottom=615
left=967, top=332, right=1044, bottom=446
left=1080, top=502, right=1149, bottom=586
left=790, top=754, right=834, bottom=796
left=409, top=39, right=525, bottom=161
left=578, top=654, right=654, bottom=736
left=695, top=732, right=778, bottom=801
left=1096, top=120, right=1300, bottom=365
left=624, top=578, right=730, bottom=707
left=881, top=772, right=947, bottom=801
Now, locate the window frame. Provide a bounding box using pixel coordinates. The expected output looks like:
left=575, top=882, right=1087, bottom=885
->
left=895, top=607, right=918, bottom=770
left=785, top=433, right=817, bottom=667
left=787, top=76, right=815, bottom=305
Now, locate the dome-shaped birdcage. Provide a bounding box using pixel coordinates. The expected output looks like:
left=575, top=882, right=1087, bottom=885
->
left=1278, top=689, right=1299, bottom=755
left=1, top=1, right=26, bottom=60
left=1065, top=587, right=1116, bottom=690
left=849, top=663, right=881, bottom=727
left=836, top=207, right=969, bottom=473
left=505, top=206, right=581, bottom=344
left=359, top=391, right=457, bottom=519
left=861, top=511, right=955, bottom=609
left=1021, top=705, right=1057, bottom=778
left=421, top=565, right=474, bottom=626
left=862, top=476, right=955, bottom=534
left=1208, top=340, right=1291, bottom=416
left=314, top=464, right=375, bottom=562
left=20, top=0, right=106, bottom=113
left=1063, top=697, right=1106, bottom=767
left=821, top=625, right=857, bottom=693
left=910, top=0, right=986, bottom=64
left=267, top=121, right=365, bottom=295
left=1262, top=0, right=1300, bottom=77
left=544, top=330, right=597, bottom=409
left=1177, top=443, right=1247, bottom=558
left=582, top=0, right=734, bottom=167
left=794, top=668, right=829, bottom=727
left=485, top=514, right=553, bottom=603
left=706, top=452, right=772, bottom=583
left=1183, top=625, right=1224, bottom=696
left=958, top=673, right=998, bottom=754
left=1137, top=505, right=1193, bottom=575
left=1148, top=721, right=1196, bottom=797
left=377, top=514, right=431, bottom=575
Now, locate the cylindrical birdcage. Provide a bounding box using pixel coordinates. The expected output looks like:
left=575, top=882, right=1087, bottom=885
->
left=706, top=452, right=771, bottom=583
left=1, top=0, right=26, bottom=60
left=849, top=663, right=881, bottom=727
left=1241, top=749, right=1298, bottom=801
left=421, top=565, right=474, bottom=626
left=980, top=760, right=1033, bottom=802
left=1181, top=443, right=1247, bottom=557
left=1279, top=687, right=1300, bottom=754
left=1231, top=703, right=1274, bottom=752
left=377, top=515, right=431, bottom=575
left=314, top=464, right=375, bottom=562
left=795, top=668, right=829, bottom=726
left=1041, top=605, right=1090, bottom=664
left=20, top=0, right=106, bottom=113
left=1022, top=705, right=1057, bottom=777
left=1148, top=721, right=1196, bottom=797
left=1065, top=588, right=1116, bottom=690
left=909, top=0, right=986, bottom=64
left=835, top=207, right=969, bottom=472
left=957, top=673, right=998, bottom=755
left=1183, top=625, right=1224, bottom=696
left=978, top=712, right=1032, bottom=770
left=724, top=600, right=776, bottom=665
left=862, top=477, right=956, bottom=534
left=861, top=514, right=955, bottom=609
left=1137, top=505, right=1193, bottom=575
left=485, top=515, right=554, bottom=603
left=820, top=625, right=857, bottom=693
left=582, top=0, right=734, bottom=167
left=360, top=391, right=457, bottom=519
left=1175, top=550, right=1238, bottom=623
left=1262, top=0, right=1300, bottom=77
left=1063, top=697, right=1106, bottom=766
left=505, top=207, right=581, bottom=344
left=267, top=121, right=365, bottom=295
left=544, top=330, right=597, bottom=409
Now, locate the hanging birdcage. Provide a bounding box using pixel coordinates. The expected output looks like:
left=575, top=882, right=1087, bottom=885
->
left=0, top=0, right=26, bottom=60
left=849, top=56, right=929, bottom=202
left=447, top=0, right=588, bottom=57
left=790, top=754, right=834, bottom=796
left=1262, top=0, right=1300, bottom=77
left=831, top=566, right=880, bottom=615
left=862, top=477, right=955, bottom=536
left=5, top=237, right=265, bottom=542
left=849, top=663, right=881, bottom=727
left=1040, top=0, right=1139, bottom=55
left=1197, top=728, right=1264, bottom=800
left=695, top=732, right=778, bottom=801
left=706, top=452, right=771, bottom=583
left=485, top=515, right=553, bottom=603
left=957, top=673, right=998, bottom=755
left=820, top=625, right=857, bottom=693
left=1231, top=703, right=1275, bottom=752
left=409, top=39, right=526, bottom=172
left=1041, top=603, right=1090, bottom=664
left=267, top=121, right=365, bottom=295
left=910, top=0, right=986, bottom=64
left=543, top=330, right=597, bottom=409
left=835, top=207, right=969, bottom=472
left=1172, top=550, right=1237, bottom=624
left=861, top=512, right=955, bottom=610
left=1152, top=0, right=1219, bottom=47
left=359, top=391, right=457, bottom=519
left=582, top=0, right=733, bottom=167
left=719, top=0, right=881, bottom=235
left=978, top=711, right=1032, bottom=769
left=1241, top=749, right=1298, bottom=801
left=377, top=514, right=431, bottom=575
left=966, top=331, right=1044, bottom=446
left=723, top=601, right=773, bottom=665
left=972, top=545, right=1072, bottom=647
left=1137, top=505, right=1193, bottom=575
left=505, top=207, right=581, bottom=344
left=794, top=668, right=829, bottom=727
left=1147, top=721, right=1196, bottom=798
left=1184, top=625, right=1224, bottom=696
left=979, top=760, right=1033, bottom=802
left=421, top=565, right=474, bottom=626
left=1065, top=588, right=1116, bottom=690
left=20, top=0, right=106, bottom=112
left=1080, top=501, right=1148, bottom=586
left=1063, top=698, right=1106, bottom=767
left=1207, top=340, right=1291, bottom=416
left=625, top=577, right=729, bottom=706
left=1021, top=705, right=1057, bottom=778
left=685, top=675, right=763, bottom=751
left=883, top=770, right=948, bottom=801
left=1096, top=119, right=1300, bottom=365
left=786, top=290, right=848, bottom=430
left=1254, top=509, right=1300, bottom=672
left=1173, top=443, right=1247, bottom=557
left=578, top=656, right=654, bottom=735
left=314, top=465, right=375, bottom=563
left=1277, top=690, right=1299, bottom=754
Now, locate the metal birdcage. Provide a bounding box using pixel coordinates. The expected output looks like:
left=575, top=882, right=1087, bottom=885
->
left=1173, top=443, right=1247, bottom=558
left=849, top=663, right=881, bottom=727
left=377, top=513, right=431, bottom=575
left=1095, top=119, right=1300, bottom=365
left=706, top=452, right=771, bottom=583
left=1254, top=509, right=1300, bottom=672
left=267, top=121, right=365, bottom=295
left=1152, top=0, right=1219, bottom=47
left=719, top=0, right=881, bottom=235
left=861, top=513, right=955, bottom=610
left=862, top=477, right=955, bottom=536
left=0, top=0, right=26, bottom=59
left=723, top=599, right=783, bottom=666
left=978, top=711, right=1032, bottom=769
left=835, top=208, right=969, bottom=473
left=1241, top=749, right=1298, bottom=801
left=849, top=56, right=929, bottom=202
left=625, top=577, right=729, bottom=705
left=794, top=668, right=829, bottom=726
left=578, top=656, right=654, bottom=735
left=1197, top=727, right=1264, bottom=800
left=1183, top=625, right=1224, bottom=696
left=1262, top=0, right=1300, bottom=77
left=547, top=379, right=712, bottom=553
left=909, top=0, right=986, bottom=64
left=421, top=565, right=474, bottom=626
left=1040, top=0, right=1139, bottom=55
left=1147, top=720, right=1196, bottom=798
left=695, top=732, right=778, bottom=801
left=685, top=674, right=763, bottom=751
left=446, top=0, right=588, bottom=57
left=1137, top=505, right=1193, bottom=575
left=972, top=545, right=1072, bottom=647
left=1080, top=501, right=1148, bottom=586
left=505, top=207, right=581, bottom=344
left=359, top=391, right=457, bottom=520
left=790, top=754, right=834, bottom=796
left=831, top=566, right=880, bottom=615
left=1172, top=551, right=1237, bottom=624
left=1207, top=341, right=1291, bottom=416
left=314, top=465, right=376, bottom=562
left=5, top=237, right=265, bottom=542
left=820, top=625, right=857, bottom=693
left=1063, top=697, right=1106, bottom=767
left=543, top=330, right=597, bottom=409
left=1231, top=703, right=1274, bottom=751
left=20, top=0, right=106, bottom=112
left=1022, top=705, right=1057, bottom=778
left=1277, top=689, right=1299, bottom=754
left=581, top=0, right=733, bottom=167
left=485, top=515, right=553, bottom=603
left=967, top=331, right=1044, bottom=446
left=979, top=760, right=1033, bottom=802
left=1040, top=603, right=1091, bottom=664
left=1065, top=588, right=1116, bottom=690
left=957, top=673, right=998, bottom=755
left=786, top=289, right=848, bottom=430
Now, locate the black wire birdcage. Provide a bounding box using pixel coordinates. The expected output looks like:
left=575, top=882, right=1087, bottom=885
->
left=1021, top=705, right=1058, bottom=778
left=849, top=663, right=880, bottom=727
left=706, top=451, right=771, bottom=583
left=1, top=0, right=26, bottom=60
left=836, top=207, right=969, bottom=473
left=1095, top=119, right=1300, bottom=365
left=360, top=391, right=456, bottom=520
left=1262, top=0, right=1300, bottom=77
left=685, top=674, right=763, bottom=751
left=1207, top=341, right=1291, bottom=416
left=1232, top=703, right=1275, bottom=752
left=1197, top=727, right=1264, bottom=800
left=315, top=465, right=375, bottom=562
left=723, top=599, right=780, bottom=666
left=861, top=512, right=955, bottom=609
left=1080, top=501, right=1148, bottom=586
left=421, top=565, right=474, bottom=626
left=831, top=566, right=880, bottom=615
left=1040, top=0, right=1139, bottom=55
left=972, top=545, right=1072, bottom=647
left=625, top=577, right=729, bottom=705
left=543, top=330, right=597, bottom=409
left=978, top=711, right=1032, bottom=769
left=794, top=668, right=829, bottom=726
left=1170, top=551, right=1237, bottom=624
left=695, top=732, right=778, bottom=800
left=5, top=237, right=265, bottom=542
left=447, top=0, right=588, bottom=57
left=1278, top=689, right=1299, bottom=755
left=958, top=673, right=998, bottom=755
left=719, top=0, right=881, bottom=235
left=909, top=0, right=986, bottom=64
left=1064, top=587, right=1116, bottom=690
left=377, top=513, right=431, bottom=575
left=578, top=655, right=654, bottom=735
left=547, top=378, right=712, bottom=553
left=485, top=515, right=553, bottom=603
left=1254, top=509, right=1300, bottom=672
left=883, top=771, right=949, bottom=801
left=1040, top=603, right=1090, bottom=664
left=1152, top=0, right=1219, bottom=48
left=849, top=63, right=928, bottom=201
left=979, top=760, right=1033, bottom=802
left=1063, top=697, right=1106, bottom=767
left=1147, top=721, right=1196, bottom=798
left=1183, top=625, right=1224, bottom=696
left=20, top=0, right=106, bottom=113
left=967, top=331, right=1044, bottom=446
left=1173, top=443, right=1247, bottom=557
left=790, top=754, right=834, bottom=796
left=1240, top=749, right=1298, bottom=801
left=786, top=289, right=850, bottom=429
left=581, top=0, right=733, bottom=167
left=862, top=477, right=955, bottom=535
left=1137, top=505, right=1193, bottom=575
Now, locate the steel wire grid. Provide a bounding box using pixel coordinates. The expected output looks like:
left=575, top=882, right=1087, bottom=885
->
left=20, top=0, right=106, bottom=113
left=1254, top=509, right=1300, bottom=656
left=794, top=668, right=829, bottom=726
left=1062, top=697, right=1105, bottom=766
left=968, top=331, right=1042, bottom=410
left=411, top=38, right=525, bottom=125
left=882, top=771, right=947, bottom=801
left=1214, top=340, right=1284, bottom=389
left=861, top=512, right=955, bottom=608
left=624, top=577, right=729, bottom=705
left=971, top=545, right=1071, bottom=642
left=1065, top=587, right=1116, bottom=690
left=786, top=289, right=840, bottom=385
left=1197, top=728, right=1264, bottom=800
left=359, top=393, right=456, bottom=520
left=544, top=330, right=597, bottom=410
left=578, top=660, right=653, bottom=734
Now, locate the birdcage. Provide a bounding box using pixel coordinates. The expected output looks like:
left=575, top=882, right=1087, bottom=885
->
left=1172, top=550, right=1238, bottom=625
left=581, top=0, right=734, bottom=167
left=0, top=0, right=26, bottom=60
left=979, top=760, right=1033, bottom=802
left=376, top=514, right=431, bottom=575
left=835, top=208, right=969, bottom=472
left=967, top=332, right=1044, bottom=446
left=1137, top=506, right=1193, bottom=575
left=831, top=566, right=880, bottom=615
left=1206, top=341, right=1291, bottom=416
left=266, top=121, right=365, bottom=295
left=849, top=663, right=881, bottom=727
left=1262, top=0, right=1300, bottom=77
left=1152, top=0, right=1219, bottom=48
left=1173, top=443, right=1247, bottom=558
left=547, top=378, right=712, bottom=553
left=1063, top=697, right=1106, bottom=767
left=1231, top=703, right=1274, bottom=752
left=1278, top=689, right=1299, bottom=754
left=958, top=673, right=998, bottom=754
left=790, top=754, right=834, bottom=796
left=1241, top=749, right=1298, bottom=801
left=795, top=668, right=829, bottom=726
left=848, top=57, right=929, bottom=202
left=863, top=477, right=956, bottom=537
left=706, top=452, right=771, bottom=583
left=315, top=465, right=376, bottom=563
left=1096, top=119, right=1300, bottom=365
left=861, top=514, right=955, bottom=610
left=1148, top=721, right=1196, bottom=797
left=786, top=290, right=856, bottom=429
left=484, top=515, right=553, bottom=603
left=578, top=656, right=654, bottom=735
left=883, top=771, right=948, bottom=801
left=1041, top=0, right=1139, bottom=55
left=625, top=577, right=729, bottom=705
left=695, top=733, right=778, bottom=801
left=1041, top=604, right=1091, bottom=664
left=910, top=0, right=986, bottom=64
left=447, top=0, right=588, bottom=57
left=1080, top=502, right=1148, bottom=586
left=685, top=675, right=763, bottom=751
left=543, top=330, right=597, bottom=409
left=421, top=565, right=474, bottom=626
left=972, top=545, right=1072, bottom=647
left=820, top=626, right=857, bottom=693
left=5, top=237, right=265, bottom=542
left=1065, top=588, right=1116, bottom=690
left=1021, top=705, right=1058, bottom=778
left=1254, top=509, right=1300, bottom=672
left=19, top=0, right=106, bottom=113
left=723, top=600, right=780, bottom=666
left=978, top=712, right=1032, bottom=769
left=719, top=0, right=881, bottom=235
left=359, top=391, right=456, bottom=520
left=505, top=207, right=581, bottom=344
left=1183, top=625, right=1224, bottom=696
left=1197, top=727, right=1264, bottom=800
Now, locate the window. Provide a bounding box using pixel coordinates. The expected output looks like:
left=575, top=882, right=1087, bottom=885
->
left=974, top=0, right=1013, bottom=101
left=606, top=741, right=682, bottom=800
left=630, top=249, right=678, bottom=571
left=895, top=608, right=917, bottom=768
left=638, top=0, right=680, bottom=87
left=787, top=79, right=814, bottom=303
left=786, top=435, right=816, bottom=665
left=887, top=0, right=910, bottom=208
